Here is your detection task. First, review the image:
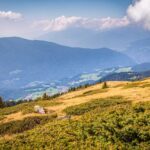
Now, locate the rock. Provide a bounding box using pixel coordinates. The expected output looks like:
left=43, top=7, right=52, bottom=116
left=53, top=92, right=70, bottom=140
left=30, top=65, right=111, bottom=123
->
left=34, top=105, right=45, bottom=114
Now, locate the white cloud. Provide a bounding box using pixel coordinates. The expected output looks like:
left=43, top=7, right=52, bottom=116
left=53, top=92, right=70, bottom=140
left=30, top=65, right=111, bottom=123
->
left=33, top=16, right=130, bottom=32
left=23, top=81, right=44, bottom=88
left=2, top=78, right=20, bottom=85
left=0, top=11, right=22, bottom=20
left=33, top=0, right=150, bottom=33
left=9, top=69, right=22, bottom=76
left=1, top=0, right=150, bottom=37
left=91, top=16, right=130, bottom=30
left=33, top=16, right=81, bottom=31
left=127, top=0, right=150, bottom=30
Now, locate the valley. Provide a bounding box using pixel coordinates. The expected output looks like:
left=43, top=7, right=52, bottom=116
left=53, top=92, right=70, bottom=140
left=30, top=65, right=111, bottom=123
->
left=0, top=37, right=135, bottom=100
left=1, top=37, right=150, bottom=101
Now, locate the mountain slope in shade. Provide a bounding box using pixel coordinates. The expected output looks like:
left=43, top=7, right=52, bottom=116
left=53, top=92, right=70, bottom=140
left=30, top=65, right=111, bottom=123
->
left=39, top=26, right=150, bottom=51
left=0, top=37, right=135, bottom=91
left=101, top=71, right=150, bottom=81
left=125, top=37, right=150, bottom=63
left=0, top=67, right=133, bottom=100
left=132, top=63, right=150, bottom=72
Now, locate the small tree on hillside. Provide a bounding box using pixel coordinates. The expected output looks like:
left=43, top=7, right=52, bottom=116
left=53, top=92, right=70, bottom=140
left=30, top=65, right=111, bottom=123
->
left=0, top=96, right=4, bottom=108
left=102, top=82, right=109, bottom=89
left=42, top=93, right=49, bottom=100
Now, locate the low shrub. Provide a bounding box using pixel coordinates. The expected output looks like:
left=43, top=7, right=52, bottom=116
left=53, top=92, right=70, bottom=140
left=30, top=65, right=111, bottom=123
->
left=64, top=96, right=129, bottom=115
left=0, top=115, right=57, bottom=135
left=0, top=116, right=5, bottom=121
left=0, top=100, right=61, bottom=117
left=0, top=101, right=150, bottom=149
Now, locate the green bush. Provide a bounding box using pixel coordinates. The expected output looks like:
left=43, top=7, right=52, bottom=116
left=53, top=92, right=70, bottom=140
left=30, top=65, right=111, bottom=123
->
left=0, top=115, right=57, bottom=135
left=68, top=84, right=91, bottom=92
left=0, top=99, right=150, bottom=149
left=64, top=96, right=128, bottom=115
left=73, top=89, right=108, bottom=99
left=0, top=116, right=5, bottom=121
left=0, top=100, right=61, bottom=117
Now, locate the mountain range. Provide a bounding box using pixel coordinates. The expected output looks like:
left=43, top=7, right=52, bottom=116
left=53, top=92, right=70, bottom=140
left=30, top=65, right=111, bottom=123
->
left=0, top=37, right=135, bottom=99
left=39, top=26, right=150, bottom=51
left=125, top=38, right=150, bottom=63
left=1, top=37, right=150, bottom=100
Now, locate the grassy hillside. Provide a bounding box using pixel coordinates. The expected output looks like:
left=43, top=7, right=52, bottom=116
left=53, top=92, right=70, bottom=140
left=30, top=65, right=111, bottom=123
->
left=0, top=78, right=150, bottom=149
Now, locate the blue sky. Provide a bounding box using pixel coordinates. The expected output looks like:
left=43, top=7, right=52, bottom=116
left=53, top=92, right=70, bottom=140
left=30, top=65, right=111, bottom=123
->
left=0, top=0, right=150, bottom=49
left=0, top=0, right=132, bottom=19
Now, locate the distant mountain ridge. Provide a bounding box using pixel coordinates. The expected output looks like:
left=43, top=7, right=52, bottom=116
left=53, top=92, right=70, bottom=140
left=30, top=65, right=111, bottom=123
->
left=0, top=37, right=135, bottom=92
left=39, top=26, right=150, bottom=51
left=101, top=71, right=150, bottom=82
left=0, top=66, right=133, bottom=100
left=125, top=37, right=150, bottom=63
left=132, top=63, right=150, bottom=72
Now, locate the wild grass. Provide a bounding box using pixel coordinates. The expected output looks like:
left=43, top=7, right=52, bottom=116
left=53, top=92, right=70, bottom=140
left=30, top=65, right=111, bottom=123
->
left=0, top=100, right=62, bottom=117
left=0, top=80, right=150, bottom=149
left=123, top=82, right=142, bottom=89
left=83, top=89, right=108, bottom=96
left=0, top=101, right=149, bottom=149
left=141, top=83, right=150, bottom=88
left=0, top=116, right=5, bottom=121
left=123, top=81, right=150, bottom=89
left=64, top=96, right=129, bottom=115
left=0, top=114, right=57, bottom=136
left=73, top=89, right=108, bottom=99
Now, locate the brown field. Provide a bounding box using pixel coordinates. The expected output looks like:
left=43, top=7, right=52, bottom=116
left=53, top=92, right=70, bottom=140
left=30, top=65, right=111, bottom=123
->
left=1, top=78, right=150, bottom=124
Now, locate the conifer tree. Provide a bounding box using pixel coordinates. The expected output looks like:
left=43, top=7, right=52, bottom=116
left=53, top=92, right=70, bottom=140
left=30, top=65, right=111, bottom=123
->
left=102, top=82, right=108, bottom=89
left=0, top=96, right=4, bottom=108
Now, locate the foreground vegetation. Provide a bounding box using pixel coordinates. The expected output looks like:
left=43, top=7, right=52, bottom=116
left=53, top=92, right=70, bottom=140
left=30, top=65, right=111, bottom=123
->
left=0, top=115, right=57, bottom=136
left=0, top=97, right=150, bottom=149
left=1, top=79, right=150, bottom=150
left=0, top=100, right=61, bottom=120
left=64, top=96, right=128, bottom=115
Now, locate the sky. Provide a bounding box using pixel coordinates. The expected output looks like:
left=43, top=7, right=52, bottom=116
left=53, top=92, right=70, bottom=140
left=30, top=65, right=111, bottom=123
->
left=0, top=0, right=131, bottom=18
left=0, top=0, right=150, bottom=47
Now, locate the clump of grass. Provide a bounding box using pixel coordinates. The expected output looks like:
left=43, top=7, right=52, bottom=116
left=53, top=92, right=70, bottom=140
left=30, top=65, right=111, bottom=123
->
left=123, top=82, right=142, bottom=89
left=83, top=89, right=108, bottom=96
left=73, top=89, right=108, bottom=99
left=1, top=101, right=150, bottom=149
left=64, top=96, right=129, bottom=115
left=123, top=81, right=150, bottom=89
left=141, top=83, right=150, bottom=88
left=0, top=100, right=62, bottom=117
left=21, top=101, right=62, bottom=115
left=68, top=84, right=91, bottom=92
left=0, top=114, right=57, bottom=135
left=0, top=116, right=5, bottom=121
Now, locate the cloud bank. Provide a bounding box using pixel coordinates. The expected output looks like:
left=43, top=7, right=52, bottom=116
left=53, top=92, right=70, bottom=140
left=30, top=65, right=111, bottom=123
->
left=9, top=69, right=22, bottom=76
left=0, top=0, right=150, bottom=38
left=0, top=11, right=22, bottom=20
left=127, top=0, right=150, bottom=30
left=33, top=16, right=130, bottom=32
left=33, top=0, right=150, bottom=32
